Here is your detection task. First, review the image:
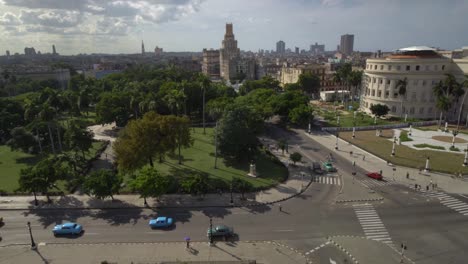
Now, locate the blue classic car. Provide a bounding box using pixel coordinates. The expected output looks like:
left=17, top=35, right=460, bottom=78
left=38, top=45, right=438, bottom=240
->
left=149, top=216, right=173, bottom=228
left=52, top=222, right=83, bottom=236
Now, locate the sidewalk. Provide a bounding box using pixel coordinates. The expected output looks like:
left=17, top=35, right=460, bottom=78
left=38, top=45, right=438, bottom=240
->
left=0, top=241, right=309, bottom=264
left=0, top=138, right=312, bottom=211
left=305, top=131, right=468, bottom=195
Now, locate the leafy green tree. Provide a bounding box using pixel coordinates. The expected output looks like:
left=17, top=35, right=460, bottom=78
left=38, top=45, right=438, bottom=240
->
left=64, top=120, right=94, bottom=158
left=298, top=73, right=321, bottom=95
left=290, top=152, right=302, bottom=165
left=0, top=98, right=24, bottom=142
left=232, top=178, right=253, bottom=200
left=433, top=74, right=464, bottom=126
left=235, top=89, right=276, bottom=120
left=167, top=116, right=193, bottom=164
left=17, top=167, right=41, bottom=206
left=277, top=139, right=287, bottom=155
left=180, top=174, right=209, bottom=197
left=284, top=83, right=302, bottom=92
left=96, top=92, right=131, bottom=126
left=130, top=166, right=171, bottom=205
left=349, top=70, right=363, bottom=101
left=270, top=91, right=309, bottom=119
left=83, top=169, right=122, bottom=200
left=6, top=127, right=38, bottom=153
left=217, top=103, right=264, bottom=162
left=370, top=104, right=390, bottom=118
left=288, top=105, right=314, bottom=127
left=396, top=78, right=408, bottom=117
left=206, top=97, right=234, bottom=120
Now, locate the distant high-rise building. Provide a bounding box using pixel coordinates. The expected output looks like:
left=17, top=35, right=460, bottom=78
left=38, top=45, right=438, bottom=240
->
left=340, top=34, right=354, bottom=55
left=295, top=47, right=299, bottom=54
left=310, top=42, right=325, bottom=54
left=220, top=23, right=240, bottom=80
left=6, top=50, right=10, bottom=57
left=154, top=46, right=163, bottom=56
left=141, top=40, right=145, bottom=55
left=24, top=47, right=36, bottom=56
left=276, top=40, right=286, bottom=54
left=202, top=48, right=220, bottom=78
left=52, top=44, right=57, bottom=55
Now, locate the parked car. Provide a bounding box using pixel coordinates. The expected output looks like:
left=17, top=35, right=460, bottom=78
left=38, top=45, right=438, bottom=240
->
left=149, top=216, right=173, bottom=228
left=366, top=172, right=383, bottom=180
left=322, top=162, right=337, bottom=172
left=207, top=224, right=234, bottom=238
left=52, top=222, right=83, bottom=236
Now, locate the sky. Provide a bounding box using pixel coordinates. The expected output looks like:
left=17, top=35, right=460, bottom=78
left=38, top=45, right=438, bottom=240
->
left=0, top=0, right=467, bottom=55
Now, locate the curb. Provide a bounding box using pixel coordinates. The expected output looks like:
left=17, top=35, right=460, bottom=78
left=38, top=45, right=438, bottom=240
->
left=265, top=241, right=313, bottom=264
left=327, top=236, right=359, bottom=264
left=335, top=197, right=384, bottom=203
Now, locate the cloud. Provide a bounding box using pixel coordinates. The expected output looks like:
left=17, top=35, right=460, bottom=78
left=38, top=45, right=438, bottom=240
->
left=0, top=0, right=205, bottom=36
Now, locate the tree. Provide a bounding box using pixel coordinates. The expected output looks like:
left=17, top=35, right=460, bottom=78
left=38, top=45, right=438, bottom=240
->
left=180, top=174, right=209, bottom=197
left=83, top=169, right=122, bottom=200
left=130, top=166, right=171, bottom=205
left=270, top=90, right=309, bottom=121
left=198, top=73, right=211, bottom=134
left=163, top=88, right=186, bottom=116
left=396, top=78, right=408, bottom=117
left=289, top=152, right=302, bottom=165
left=64, top=120, right=94, bottom=158
left=0, top=98, right=24, bottom=142
left=288, top=105, right=314, bottom=127
left=6, top=127, right=38, bottom=153
left=217, top=103, right=264, bottom=162
left=235, top=89, right=276, bottom=120
left=277, top=139, right=287, bottom=155
left=349, top=70, right=363, bottom=101
left=298, top=73, right=321, bottom=96
left=168, top=116, right=193, bottom=164
left=96, top=92, right=131, bottom=126
left=17, top=157, right=67, bottom=203
left=232, top=178, right=253, bottom=200
left=433, top=74, right=464, bottom=126
left=284, top=82, right=302, bottom=92
left=370, top=104, right=390, bottom=118
left=456, top=75, right=468, bottom=129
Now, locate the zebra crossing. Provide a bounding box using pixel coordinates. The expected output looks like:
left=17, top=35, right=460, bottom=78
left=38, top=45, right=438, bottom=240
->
left=420, top=191, right=468, bottom=216
left=359, top=178, right=399, bottom=189
left=312, top=176, right=341, bottom=185
left=353, top=204, right=393, bottom=244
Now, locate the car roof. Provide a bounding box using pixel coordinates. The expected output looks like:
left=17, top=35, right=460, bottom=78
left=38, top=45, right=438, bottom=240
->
left=62, top=222, right=76, bottom=227
left=216, top=224, right=229, bottom=229
left=156, top=217, right=167, bottom=221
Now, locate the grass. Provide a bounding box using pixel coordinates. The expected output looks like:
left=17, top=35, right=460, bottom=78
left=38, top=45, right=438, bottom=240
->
left=0, top=141, right=107, bottom=193
left=449, top=146, right=461, bottom=152
left=413, top=144, right=445, bottom=150
left=399, top=131, right=413, bottom=142
left=342, top=130, right=468, bottom=175
left=124, top=127, right=288, bottom=191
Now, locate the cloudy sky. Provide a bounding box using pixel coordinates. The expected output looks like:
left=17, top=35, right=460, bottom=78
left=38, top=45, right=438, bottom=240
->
left=0, top=0, right=467, bottom=55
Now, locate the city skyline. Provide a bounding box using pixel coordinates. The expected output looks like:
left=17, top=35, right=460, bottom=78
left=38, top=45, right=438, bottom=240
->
left=0, top=0, right=467, bottom=55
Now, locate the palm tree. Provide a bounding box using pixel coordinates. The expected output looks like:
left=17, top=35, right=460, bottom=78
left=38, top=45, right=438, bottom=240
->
left=457, top=75, right=468, bottom=129
left=198, top=73, right=211, bottom=134
left=396, top=78, right=408, bottom=118
left=433, top=74, right=463, bottom=127
left=349, top=70, right=363, bottom=102
left=332, top=72, right=341, bottom=103
left=38, top=103, right=57, bottom=155
left=164, top=89, right=186, bottom=116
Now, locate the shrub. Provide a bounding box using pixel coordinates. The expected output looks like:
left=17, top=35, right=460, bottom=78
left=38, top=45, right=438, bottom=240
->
left=413, top=144, right=445, bottom=150
left=399, top=131, right=413, bottom=142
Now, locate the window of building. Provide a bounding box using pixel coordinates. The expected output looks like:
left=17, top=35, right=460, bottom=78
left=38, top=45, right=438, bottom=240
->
left=410, top=107, right=415, bottom=114
left=425, top=65, right=430, bottom=71
left=421, top=92, right=426, bottom=102
left=396, top=65, right=401, bottom=71
left=374, top=65, right=377, bottom=70
left=379, top=79, right=383, bottom=84
left=432, top=80, right=437, bottom=85
left=442, top=65, right=445, bottom=70
left=393, top=93, right=398, bottom=98
left=416, top=65, right=420, bottom=71
left=411, top=92, right=417, bottom=100
left=422, top=80, right=427, bottom=86
left=391, top=106, right=396, bottom=112
left=419, top=107, right=424, bottom=114
left=365, top=102, right=368, bottom=107
left=387, top=79, right=391, bottom=85
left=428, top=107, right=433, bottom=113
left=388, top=65, right=392, bottom=71
left=377, top=91, right=382, bottom=97
left=402, top=106, right=406, bottom=114
left=380, top=65, right=384, bottom=70
left=371, top=90, right=375, bottom=96
left=406, top=65, right=410, bottom=71
left=385, top=91, right=389, bottom=98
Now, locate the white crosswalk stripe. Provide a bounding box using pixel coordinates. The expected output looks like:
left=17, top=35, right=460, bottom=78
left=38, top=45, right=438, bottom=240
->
left=419, top=190, right=468, bottom=216
left=312, top=176, right=341, bottom=185
left=353, top=204, right=393, bottom=245
left=358, top=178, right=399, bottom=189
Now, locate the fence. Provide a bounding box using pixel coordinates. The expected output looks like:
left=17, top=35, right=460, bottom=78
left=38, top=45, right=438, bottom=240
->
left=322, top=120, right=439, bottom=132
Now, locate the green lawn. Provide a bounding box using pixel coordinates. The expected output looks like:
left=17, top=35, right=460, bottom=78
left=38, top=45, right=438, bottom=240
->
left=341, top=130, right=468, bottom=175
left=127, top=127, right=288, bottom=191
left=0, top=141, right=107, bottom=193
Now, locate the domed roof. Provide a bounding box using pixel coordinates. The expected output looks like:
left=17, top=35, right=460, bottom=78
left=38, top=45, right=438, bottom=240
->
left=397, top=46, right=436, bottom=52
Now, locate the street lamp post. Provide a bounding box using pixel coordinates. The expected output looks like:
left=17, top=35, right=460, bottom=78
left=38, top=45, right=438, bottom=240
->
left=209, top=218, right=213, bottom=246
left=424, top=157, right=430, bottom=173
left=452, top=130, right=459, bottom=148
left=391, top=137, right=396, bottom=156
left=393, top=167, right=396, bottom=181
left=463, top=145, right=468, bottom=167
left=300, top=172, right=305, bottom=192
left=400, top=243, right=407, bottom=263
left=308, top=122, right=311, bottom=134
left=27, top=221, right=37, bottom=250
left=230, top=178, right=234, bottom=205
left=335, top=132, right=339, bottom=150
left=352, top=127, right=356, bottom=139
left=408, top=125, right=412, bottom=136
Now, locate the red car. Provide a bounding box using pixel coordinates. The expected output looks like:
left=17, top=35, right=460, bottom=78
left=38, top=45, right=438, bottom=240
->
left=366, top=172, right=383, bottom=180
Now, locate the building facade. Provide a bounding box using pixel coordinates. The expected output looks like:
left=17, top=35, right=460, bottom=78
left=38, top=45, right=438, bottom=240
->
left=340, top=34, right=354, bottom=55
left=220, top=23, right=241, bottom=80
left=280, top=64, right=326, bottom=87
left=276, top=41, right=286, bottom=54
left=310, top=42, right=325, bottom=54
left=360, top=46, right=466, bottom=119
left=202, top=49, right=220, bottom=79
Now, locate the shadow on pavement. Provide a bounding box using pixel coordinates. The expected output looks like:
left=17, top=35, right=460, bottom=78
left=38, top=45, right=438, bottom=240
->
left=91, top=207, right=143, bottom=226
left=200, top=207, right=232, bottom=219
left=22, top=209, right=90, bottom=229
left=34, top=248, right=50, bottom=264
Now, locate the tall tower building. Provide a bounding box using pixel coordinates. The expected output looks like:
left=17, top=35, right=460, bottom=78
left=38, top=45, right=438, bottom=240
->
left=276, top=40, right=286, bottom=54
left=141, top=40, right=145, bottom=55
left=219, top=23, right=240, bottom=80
left=52, top=44, right=57, bottom=55
left=6, top=50, right=10, bottom=57
left=340, top=34, right=354, bottom=55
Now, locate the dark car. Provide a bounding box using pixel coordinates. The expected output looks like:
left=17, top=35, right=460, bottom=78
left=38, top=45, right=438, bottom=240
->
left=207, top=224, right=234, bottom=238
left=366, top=172, right=383, bottom=180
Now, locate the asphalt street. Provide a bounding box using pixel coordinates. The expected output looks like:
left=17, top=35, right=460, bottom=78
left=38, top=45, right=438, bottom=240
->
left=2, top=126, right=468, bottom=263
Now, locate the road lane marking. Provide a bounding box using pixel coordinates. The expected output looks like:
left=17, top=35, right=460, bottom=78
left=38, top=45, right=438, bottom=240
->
left=273, top=229, right=294, bottom=232
left=353, top=204, right=392, bottom=245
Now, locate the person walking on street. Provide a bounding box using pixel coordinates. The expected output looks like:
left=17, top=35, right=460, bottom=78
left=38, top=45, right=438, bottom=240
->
left=279, top=204, right=282, bottom=212
left=406, top=172, right=409, bottom=179
left=363, top=155, right=366, bottom=161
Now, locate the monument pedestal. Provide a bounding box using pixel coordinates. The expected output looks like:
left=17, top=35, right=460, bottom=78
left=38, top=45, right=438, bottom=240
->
left=248, top=163, right=257, bottom=177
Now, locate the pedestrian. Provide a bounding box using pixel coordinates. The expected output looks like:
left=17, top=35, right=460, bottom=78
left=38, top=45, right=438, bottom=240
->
left=426, top=185, right=429, bottom=191
left=105, top=153, right=107, bottom=159
left=363, top=155, right=366, bottom=161
left=406, top=172, right=409, bottom=179
left=279, top=204, right=282, bottom=212
left=414, top=184, right=417, bottom=190
left=349, top=151, right=353, bottom=156
left=379, top=170, right=383, bottom=176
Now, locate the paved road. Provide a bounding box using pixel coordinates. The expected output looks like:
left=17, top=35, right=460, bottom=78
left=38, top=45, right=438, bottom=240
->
left=2, top=125, right=468, bottom=263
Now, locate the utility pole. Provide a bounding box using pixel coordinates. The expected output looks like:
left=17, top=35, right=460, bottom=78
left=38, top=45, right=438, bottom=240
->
left=209, top=218, right=213, bottom=246
left=27, top=221, right=37, bottom=250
